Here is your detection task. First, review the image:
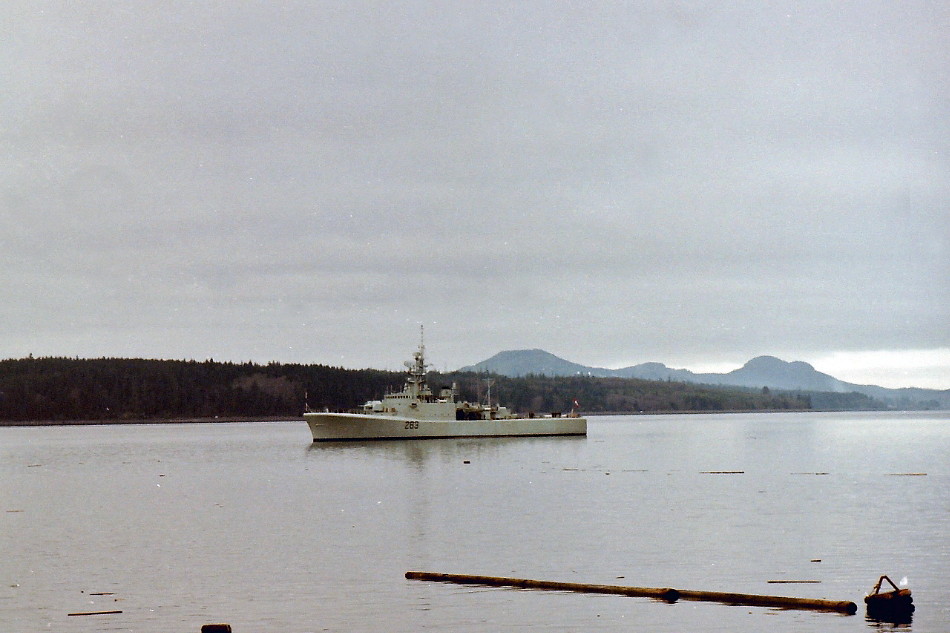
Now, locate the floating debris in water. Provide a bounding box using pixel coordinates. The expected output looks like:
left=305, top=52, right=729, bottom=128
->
left=407, top=571, right=857, bottom=614
left=67, top=610, right=122, bottom=617
left=865, top=575, right=914, bottom=623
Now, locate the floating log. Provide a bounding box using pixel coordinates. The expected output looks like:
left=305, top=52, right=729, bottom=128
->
left=677, top=589, right=856, bottom=613
left=67, top=610, right=122, bottom=616
left=201, top=625, right=232, bottom=633
left=405, top=571, right=679, bottom=601
left=406, top=571, right=857, bottom=614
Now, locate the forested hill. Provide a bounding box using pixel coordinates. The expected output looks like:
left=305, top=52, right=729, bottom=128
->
left=0, top=356, right=825, bottom=424
left=0, top=357, right=398, bottom=423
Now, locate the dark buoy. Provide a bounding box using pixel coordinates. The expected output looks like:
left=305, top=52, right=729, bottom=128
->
left=864, top=575, right=914, bottom=623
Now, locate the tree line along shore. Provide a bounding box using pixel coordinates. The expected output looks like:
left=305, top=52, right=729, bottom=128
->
left=0, top=356, right=883, bottom=425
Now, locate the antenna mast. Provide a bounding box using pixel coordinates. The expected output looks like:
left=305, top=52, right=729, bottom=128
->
left=404, top=324, right=430, bottom=398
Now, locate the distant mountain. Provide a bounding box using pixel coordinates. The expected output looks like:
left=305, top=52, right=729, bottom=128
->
left=464, top=349, right=604, bottom=378
left=460, top=350, right=950, bottom=409
left=701, top=356, right=848, bottom=392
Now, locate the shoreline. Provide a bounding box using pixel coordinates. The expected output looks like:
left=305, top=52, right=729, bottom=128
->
left=3, top=407, right=904, bottom=427
left=0, top=416, right=297, bottom=427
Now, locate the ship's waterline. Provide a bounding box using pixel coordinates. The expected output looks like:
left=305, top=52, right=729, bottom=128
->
left=307, top=411, right=586, bottom=441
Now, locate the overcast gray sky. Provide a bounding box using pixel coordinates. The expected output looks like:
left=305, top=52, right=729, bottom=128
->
left=3, top=2, right=948, bottom=388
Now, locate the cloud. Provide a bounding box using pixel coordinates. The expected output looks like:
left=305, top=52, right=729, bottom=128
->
left=811, top=349, right=950, bottom=390
left=2, top=2, right=947, bottom=387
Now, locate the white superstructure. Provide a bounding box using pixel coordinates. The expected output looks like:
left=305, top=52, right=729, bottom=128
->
left=304, top=329, right=586, bottom=441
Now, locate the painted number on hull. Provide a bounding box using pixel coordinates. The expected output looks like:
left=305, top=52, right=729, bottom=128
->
left=405, top=421, right=419, bottom=430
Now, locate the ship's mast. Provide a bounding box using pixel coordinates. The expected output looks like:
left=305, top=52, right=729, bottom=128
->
left=419, top=324, right=425, bottom=366
left=404, top=325, right=429, bottom=398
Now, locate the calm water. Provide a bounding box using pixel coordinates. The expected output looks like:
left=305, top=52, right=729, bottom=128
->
left=1, top=411, right=947, bottom=632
